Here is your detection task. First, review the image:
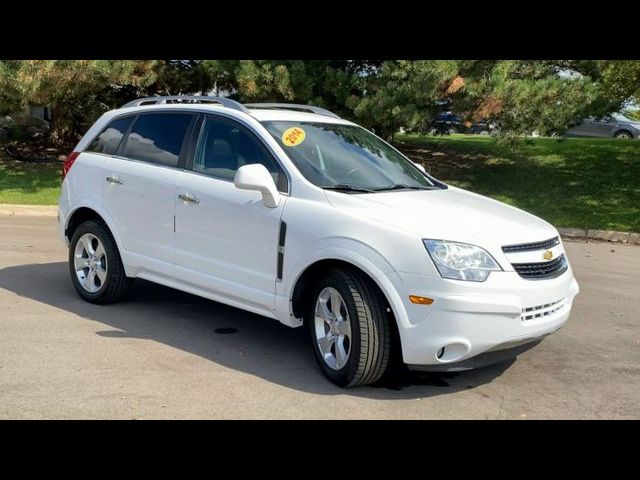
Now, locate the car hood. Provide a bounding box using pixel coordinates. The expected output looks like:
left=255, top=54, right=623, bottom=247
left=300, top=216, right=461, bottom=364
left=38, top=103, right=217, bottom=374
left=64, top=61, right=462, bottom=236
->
left=324, top=185, right=558, bottom=248
left=614, top=119, right=640, bottom=128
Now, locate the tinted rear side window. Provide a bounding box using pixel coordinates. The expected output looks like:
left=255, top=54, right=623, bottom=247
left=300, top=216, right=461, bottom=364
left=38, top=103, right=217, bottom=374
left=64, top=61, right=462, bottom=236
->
left=86, top=116, right=133, bottom=155
left=122, top=113, right=193, bottom=167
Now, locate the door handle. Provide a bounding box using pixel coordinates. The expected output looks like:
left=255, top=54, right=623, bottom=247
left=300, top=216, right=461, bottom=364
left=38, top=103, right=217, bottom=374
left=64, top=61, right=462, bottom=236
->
left=178, top=193, right=200, bottom=204
left=106, top=175, right=124, bottom=185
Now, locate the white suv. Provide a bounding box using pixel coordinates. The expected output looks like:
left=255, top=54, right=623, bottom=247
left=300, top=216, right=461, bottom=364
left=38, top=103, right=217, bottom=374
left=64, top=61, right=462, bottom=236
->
left=58, top=96, right=579, bottom=387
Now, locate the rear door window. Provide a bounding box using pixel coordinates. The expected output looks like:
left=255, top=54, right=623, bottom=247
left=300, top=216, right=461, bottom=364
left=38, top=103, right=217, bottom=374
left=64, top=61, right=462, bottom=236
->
left=86, top=116, right=134, bottom=155
left=122, top=113, right=194, bottom=167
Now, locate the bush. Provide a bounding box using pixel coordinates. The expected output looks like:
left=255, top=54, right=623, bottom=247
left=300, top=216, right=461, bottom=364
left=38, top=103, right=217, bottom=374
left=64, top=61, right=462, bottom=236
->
left=7, top=125, right=23, bottom=141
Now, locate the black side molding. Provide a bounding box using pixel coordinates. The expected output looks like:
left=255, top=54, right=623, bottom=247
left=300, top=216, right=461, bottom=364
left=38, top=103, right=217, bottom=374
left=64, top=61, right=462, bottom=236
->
left=277, top=221, right=287, bottom=281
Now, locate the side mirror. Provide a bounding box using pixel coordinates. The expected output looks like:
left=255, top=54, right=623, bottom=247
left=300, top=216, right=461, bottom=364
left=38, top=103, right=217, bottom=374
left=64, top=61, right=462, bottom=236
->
left=413, top=162, right=427, bottom=174
left=233, top=164, right=280, bottom=208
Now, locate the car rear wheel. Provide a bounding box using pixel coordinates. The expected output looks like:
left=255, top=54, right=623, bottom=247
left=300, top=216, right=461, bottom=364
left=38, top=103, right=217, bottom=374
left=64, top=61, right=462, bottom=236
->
left=69, top=220, right=130, bottom=304
left=307, top=268, right=392, bottom=387
left=615, top=131, right=632, bottom=139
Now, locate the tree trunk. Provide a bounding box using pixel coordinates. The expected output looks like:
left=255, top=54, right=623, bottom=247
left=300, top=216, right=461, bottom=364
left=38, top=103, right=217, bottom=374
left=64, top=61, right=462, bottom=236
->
left=48, top=105, right=71, bottom=145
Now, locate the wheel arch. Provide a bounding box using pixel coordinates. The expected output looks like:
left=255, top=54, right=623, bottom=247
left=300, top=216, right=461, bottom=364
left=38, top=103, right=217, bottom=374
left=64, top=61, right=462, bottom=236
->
left=288, top=253, right=409, bottom=333
left=64, top=205, right=126, bottom=268
left=614, top=129, right=634, bottom=138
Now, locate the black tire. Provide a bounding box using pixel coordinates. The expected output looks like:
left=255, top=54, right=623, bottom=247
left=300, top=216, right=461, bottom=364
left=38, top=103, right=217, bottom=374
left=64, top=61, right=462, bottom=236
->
left=614, top=131, right=632, bottom=139
left=306, top=268, right=392, bottom=387
left=68, top=220, right=130, bottom=304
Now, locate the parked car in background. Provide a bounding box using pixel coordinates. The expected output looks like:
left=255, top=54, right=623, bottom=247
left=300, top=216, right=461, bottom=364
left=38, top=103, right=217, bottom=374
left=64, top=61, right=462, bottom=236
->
left=429, top=112, right=498, bottom=136
left=468, top=119, right=499, bottom=136
left=429, top=112, right=464, bottom=135
left=564, top=113, right=640, bottom=139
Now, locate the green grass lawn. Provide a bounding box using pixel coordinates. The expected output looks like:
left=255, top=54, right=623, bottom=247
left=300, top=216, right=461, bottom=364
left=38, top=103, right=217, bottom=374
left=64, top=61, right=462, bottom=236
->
left=0, top=158, right=61, bottom=205
left=395, top=134, right=640, bottom=232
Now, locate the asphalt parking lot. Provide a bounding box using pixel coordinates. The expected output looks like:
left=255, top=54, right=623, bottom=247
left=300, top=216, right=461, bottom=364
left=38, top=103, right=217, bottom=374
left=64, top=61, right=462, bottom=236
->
left=0, top=214, right=638, bottom=419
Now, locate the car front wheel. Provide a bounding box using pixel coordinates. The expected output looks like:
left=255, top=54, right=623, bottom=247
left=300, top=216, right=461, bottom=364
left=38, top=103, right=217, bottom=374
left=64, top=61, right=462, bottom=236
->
left=615, top=131, right=632, bottom=139
left=307, top=268, right=392, bottom=387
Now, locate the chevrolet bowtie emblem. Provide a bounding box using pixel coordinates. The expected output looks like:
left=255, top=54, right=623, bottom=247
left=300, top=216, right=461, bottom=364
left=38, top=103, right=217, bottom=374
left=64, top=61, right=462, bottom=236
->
left=543, top=250, right=554, bottom=261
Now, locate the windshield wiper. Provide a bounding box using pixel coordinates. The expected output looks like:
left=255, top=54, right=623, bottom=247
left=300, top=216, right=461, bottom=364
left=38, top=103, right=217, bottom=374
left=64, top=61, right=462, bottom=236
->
left=372, top=184, right=436, bottom=192
left=321, top=184, right=375, bottom=193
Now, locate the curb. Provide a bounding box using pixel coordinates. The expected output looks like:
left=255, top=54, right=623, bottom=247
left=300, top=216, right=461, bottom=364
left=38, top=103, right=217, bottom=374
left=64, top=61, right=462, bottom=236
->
left=558, top=227, right=640, bottom=245
left=0, top=204, right=57, bottom=217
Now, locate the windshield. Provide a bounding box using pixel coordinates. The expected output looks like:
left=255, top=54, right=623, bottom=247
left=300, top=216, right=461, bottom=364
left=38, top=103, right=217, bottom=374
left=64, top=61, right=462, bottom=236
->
left=262, top=121, right=437, bottom=192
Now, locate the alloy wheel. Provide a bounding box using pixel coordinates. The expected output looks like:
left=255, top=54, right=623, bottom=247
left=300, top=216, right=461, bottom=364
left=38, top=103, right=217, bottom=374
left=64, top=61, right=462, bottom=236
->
left=314, top=287, right=352, bottom=370
left=73, top=233, right=108, bottom=293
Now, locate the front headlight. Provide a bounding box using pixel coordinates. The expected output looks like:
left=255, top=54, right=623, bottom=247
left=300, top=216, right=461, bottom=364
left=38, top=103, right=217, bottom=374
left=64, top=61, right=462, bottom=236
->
left=423, top=239, right=502, bottom=282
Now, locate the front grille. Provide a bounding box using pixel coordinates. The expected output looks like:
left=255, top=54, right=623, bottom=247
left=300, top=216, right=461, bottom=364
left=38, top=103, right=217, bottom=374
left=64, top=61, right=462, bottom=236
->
left=502, top=236, right=560, bottom=253
left=521, top=297, right=567, bottom=322
left=512, top=254, right=568, bottom=279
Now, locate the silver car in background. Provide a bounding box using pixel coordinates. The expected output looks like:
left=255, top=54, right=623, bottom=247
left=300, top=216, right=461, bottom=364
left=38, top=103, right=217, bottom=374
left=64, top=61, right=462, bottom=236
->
left=565, top=113, right=640, bottom=139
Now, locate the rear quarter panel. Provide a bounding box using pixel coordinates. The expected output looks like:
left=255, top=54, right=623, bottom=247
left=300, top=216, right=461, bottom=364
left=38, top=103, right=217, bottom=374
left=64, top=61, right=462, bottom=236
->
left=59, top=153, right=128, bottom=264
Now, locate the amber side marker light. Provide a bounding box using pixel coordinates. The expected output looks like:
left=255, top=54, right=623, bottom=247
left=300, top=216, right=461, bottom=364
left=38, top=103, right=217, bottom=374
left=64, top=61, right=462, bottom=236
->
left=409, top=295, right=434, bottom=305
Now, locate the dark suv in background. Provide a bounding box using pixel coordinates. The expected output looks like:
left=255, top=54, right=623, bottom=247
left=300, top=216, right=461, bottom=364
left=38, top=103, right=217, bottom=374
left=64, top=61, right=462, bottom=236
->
left=429, top=112, right=497, bottom=136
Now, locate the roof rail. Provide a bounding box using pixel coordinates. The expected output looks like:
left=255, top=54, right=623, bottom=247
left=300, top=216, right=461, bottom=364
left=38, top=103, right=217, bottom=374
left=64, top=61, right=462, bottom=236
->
left=244, top=103, right=341, bottom=119
left=121, top=96, right=249, bottom=114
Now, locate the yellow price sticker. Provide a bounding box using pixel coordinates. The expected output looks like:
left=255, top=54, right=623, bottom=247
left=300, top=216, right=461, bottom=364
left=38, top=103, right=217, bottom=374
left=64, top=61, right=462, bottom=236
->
left=282, top=127, right=306, bottom=147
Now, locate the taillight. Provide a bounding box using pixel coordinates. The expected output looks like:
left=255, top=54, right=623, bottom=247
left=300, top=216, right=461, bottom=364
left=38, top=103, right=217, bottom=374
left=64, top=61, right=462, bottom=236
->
left=62, top=151, right=80, bottom=180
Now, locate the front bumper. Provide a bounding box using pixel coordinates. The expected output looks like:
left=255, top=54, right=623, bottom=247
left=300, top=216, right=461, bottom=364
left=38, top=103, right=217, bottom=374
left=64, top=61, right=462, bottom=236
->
left=388, top=266, right=579, bottom=367
left=407, top=337, right=546, bottom=372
